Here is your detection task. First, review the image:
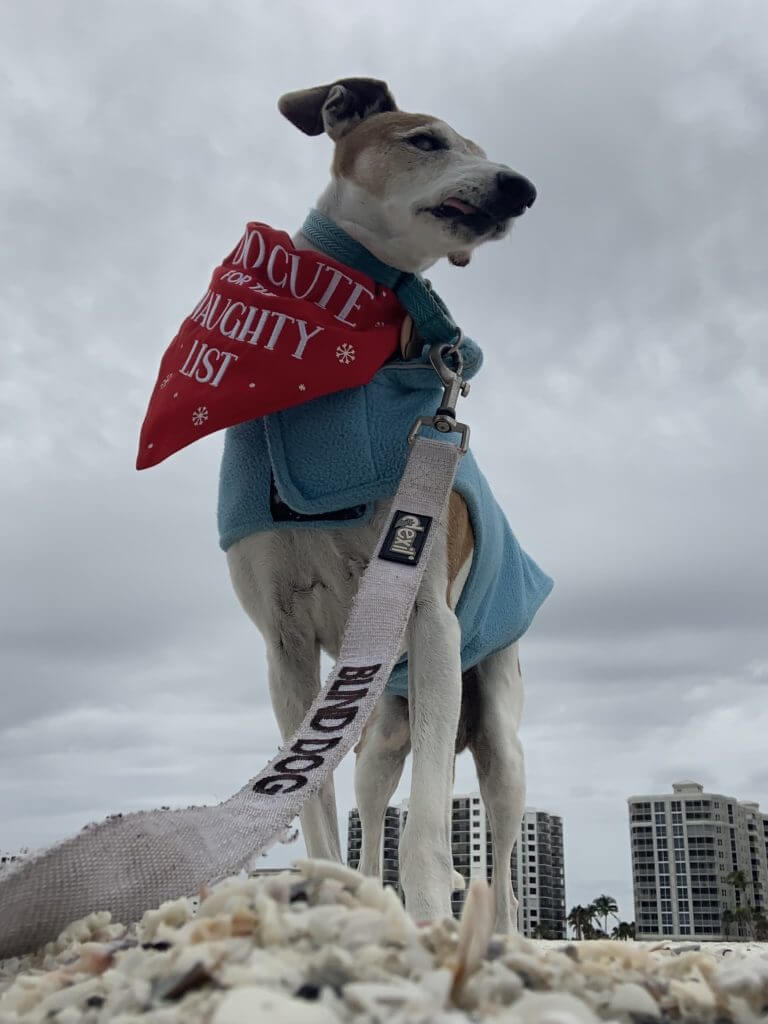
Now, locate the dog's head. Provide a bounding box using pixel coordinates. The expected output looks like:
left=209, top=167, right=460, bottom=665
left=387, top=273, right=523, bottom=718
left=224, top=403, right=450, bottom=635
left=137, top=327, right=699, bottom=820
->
left=279, top=77, right=536, bottom=272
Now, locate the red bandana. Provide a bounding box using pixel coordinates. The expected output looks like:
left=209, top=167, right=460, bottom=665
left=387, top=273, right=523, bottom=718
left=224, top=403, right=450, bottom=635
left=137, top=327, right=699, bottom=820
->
left=136, top=223, right=405, bottom=469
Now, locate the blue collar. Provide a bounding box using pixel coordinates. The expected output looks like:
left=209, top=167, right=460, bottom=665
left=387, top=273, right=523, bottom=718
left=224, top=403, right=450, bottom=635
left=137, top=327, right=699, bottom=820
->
left=301, top=209, right=462, bottom=348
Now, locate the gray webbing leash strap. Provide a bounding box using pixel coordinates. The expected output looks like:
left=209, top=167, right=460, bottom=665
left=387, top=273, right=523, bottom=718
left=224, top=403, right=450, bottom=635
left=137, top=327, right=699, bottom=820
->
left=0, top=431, right=464, bottom=959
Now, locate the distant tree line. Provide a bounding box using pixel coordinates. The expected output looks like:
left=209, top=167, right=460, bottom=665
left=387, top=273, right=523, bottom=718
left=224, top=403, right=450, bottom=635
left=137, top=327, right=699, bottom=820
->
left=566, top=894, right=633, bottom=940
left=565, top=875, right=768, bottom=942
left=722, top=870, right=768, bottom=941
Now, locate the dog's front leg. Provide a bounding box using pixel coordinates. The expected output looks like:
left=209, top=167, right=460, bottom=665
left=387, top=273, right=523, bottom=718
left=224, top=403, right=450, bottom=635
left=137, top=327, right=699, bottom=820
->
left=265, top=638, right=342, bottom=861
left=399, top=541, right=462, bottom=922
left=228, top=540, right=342, bottom=862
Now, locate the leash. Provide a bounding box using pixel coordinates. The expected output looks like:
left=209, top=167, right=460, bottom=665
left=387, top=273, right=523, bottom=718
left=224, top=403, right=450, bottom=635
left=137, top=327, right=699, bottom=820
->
left=0, top=221, right=471, bottom=959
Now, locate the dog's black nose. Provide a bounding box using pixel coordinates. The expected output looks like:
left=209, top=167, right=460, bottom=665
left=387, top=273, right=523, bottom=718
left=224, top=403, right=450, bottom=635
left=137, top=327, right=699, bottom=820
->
left=496, top=171, right=537, bottom=213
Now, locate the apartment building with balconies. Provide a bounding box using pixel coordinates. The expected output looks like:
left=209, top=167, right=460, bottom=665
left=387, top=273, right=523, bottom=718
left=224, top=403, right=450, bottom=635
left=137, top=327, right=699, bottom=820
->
left=347, top=805, right=402, bottom=895
left=347, top=794, right=566, bottom=938
left=628, top=780, right=768, bottom=939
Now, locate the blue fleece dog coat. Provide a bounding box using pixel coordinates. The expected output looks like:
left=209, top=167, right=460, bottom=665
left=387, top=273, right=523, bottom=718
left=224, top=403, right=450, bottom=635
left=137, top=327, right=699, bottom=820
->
left=218, top=328, right=553, bottom=697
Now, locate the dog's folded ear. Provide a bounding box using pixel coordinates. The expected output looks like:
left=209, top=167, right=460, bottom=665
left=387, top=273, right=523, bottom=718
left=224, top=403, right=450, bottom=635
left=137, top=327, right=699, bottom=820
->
left=278, top=78, right=397, bottom=140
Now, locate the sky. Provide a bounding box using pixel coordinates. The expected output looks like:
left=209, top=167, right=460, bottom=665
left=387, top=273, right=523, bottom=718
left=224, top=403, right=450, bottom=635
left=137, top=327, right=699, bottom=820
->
left=1, top=0, right=766, bottom=928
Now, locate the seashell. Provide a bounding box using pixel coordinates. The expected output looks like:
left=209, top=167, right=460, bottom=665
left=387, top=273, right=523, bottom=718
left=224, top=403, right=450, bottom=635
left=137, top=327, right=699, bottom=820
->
left=46, top=910, right=114, bottom=954
left=459, top=959, right=524, bottom=1008
left=343, top=978, right=426, bottom=1012
left=666, top=973, right=717, bottom=1015
left=32, top=975, right=105, bottom=1016
left=293, top=858, right=363, bottom=889
left=377, top=885, right=418, bottom=945
left=138, top=897, right=193, bottom=941
left=607, top=981, right=661, bottom=1019
left=211, top=983, right=339, bottom=1024
left=304, top=905, right=352, bottom=945
left=451, top=879, right=495, bottom=1001
left=4, top=862, right=768, bottom=1023
left=715, top=955, right=768, bottom=1015
left=336, top=907, right=389, bottom=950
left=417, top=966, right=454, bottom=1004
left=152, top=960, right=217, bottom=1001
left=56, top=1007, right=84, bottom=1024
left=62, top=942, right=114, bottom=976
left=355, top=875, right=393, bottom=911
left=503, top=950, right=559, bottom=990
left=255, top=891, right=287, bottom=946
left=499, top=989, right=602, bottom=1022
left=670, top=942, right=701, bottom=955
left=303, top=946, right=357, bottom=993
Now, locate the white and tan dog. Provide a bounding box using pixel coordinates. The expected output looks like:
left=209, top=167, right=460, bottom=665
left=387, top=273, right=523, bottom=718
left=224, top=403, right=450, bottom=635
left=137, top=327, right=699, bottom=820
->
left=227, top=77, right=537, bottom=932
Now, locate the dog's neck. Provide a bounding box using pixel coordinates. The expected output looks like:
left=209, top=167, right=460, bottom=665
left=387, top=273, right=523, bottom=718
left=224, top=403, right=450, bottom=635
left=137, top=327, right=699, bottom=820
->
left=292, top=179, right=441, bottom=275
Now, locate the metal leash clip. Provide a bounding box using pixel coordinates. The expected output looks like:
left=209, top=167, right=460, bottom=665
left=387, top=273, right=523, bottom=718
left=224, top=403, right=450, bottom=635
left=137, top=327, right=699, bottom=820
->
left=408, top=332, right=471, bottom=453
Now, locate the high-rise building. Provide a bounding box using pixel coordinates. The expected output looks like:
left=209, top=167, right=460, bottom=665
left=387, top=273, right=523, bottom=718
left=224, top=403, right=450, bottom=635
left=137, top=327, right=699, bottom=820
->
left=347, top=794, right=566, bottom=938
left=347, top=805, right=401, bottom=894
left=516, top=808, right=566, bottom=939
left=628, top=780, right=768, bottom=939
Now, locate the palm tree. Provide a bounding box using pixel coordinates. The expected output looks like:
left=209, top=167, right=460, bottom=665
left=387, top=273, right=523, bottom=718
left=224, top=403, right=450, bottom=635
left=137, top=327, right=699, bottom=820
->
left=726, top=869, right=749, bottom=892
left=567, top=905, right=595, bottom=940
left=753, top=914, right=768, bottom=941
left=567, top=905, right=585, bottom=940
left=721, top=908, right=734, bottom=939
left=725, top=869, right=752, bottom=939
left=733, top=905, right=754, bottom=940
left=611, top=921, right=635, bottom=941
left=592, top=894, right=619, bottom=936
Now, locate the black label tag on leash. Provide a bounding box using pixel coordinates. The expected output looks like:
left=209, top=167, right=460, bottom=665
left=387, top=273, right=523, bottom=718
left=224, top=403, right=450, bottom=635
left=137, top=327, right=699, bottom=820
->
left=379, top=510, right=432, bottom=565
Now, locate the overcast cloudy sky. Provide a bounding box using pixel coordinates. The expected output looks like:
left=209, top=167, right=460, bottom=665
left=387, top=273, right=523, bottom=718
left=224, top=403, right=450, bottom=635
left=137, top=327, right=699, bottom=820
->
left=1, top=0, right=766, bottom=927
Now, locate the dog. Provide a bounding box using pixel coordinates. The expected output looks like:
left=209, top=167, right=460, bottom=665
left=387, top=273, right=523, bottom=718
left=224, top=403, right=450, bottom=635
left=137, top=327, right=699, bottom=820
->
left=225, top=77, right=545, bottom=932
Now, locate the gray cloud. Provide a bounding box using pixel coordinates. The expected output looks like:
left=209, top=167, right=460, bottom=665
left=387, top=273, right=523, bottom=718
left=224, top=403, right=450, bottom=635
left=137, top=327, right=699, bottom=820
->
left=1, top=0, right=766, bottom=927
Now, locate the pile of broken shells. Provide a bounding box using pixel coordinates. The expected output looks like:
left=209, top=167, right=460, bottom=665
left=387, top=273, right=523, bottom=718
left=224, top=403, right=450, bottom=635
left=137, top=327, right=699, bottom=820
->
left=1, top=859, right=768, bottom=1022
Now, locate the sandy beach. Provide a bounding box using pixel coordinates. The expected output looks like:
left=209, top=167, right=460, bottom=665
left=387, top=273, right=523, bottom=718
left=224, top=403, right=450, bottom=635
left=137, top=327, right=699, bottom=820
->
left=2, top=861, right=767, bottom=1022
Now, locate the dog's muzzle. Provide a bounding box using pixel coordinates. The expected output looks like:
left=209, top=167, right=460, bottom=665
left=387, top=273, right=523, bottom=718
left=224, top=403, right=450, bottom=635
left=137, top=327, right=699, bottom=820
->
left=426, top=172, right=537, bottom=236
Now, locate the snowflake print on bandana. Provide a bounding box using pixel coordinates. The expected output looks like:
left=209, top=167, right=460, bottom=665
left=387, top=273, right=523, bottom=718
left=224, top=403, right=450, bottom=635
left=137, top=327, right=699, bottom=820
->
left=192, top=406, right=209, bottom=427
left=336, top=343, right=356, bottom=365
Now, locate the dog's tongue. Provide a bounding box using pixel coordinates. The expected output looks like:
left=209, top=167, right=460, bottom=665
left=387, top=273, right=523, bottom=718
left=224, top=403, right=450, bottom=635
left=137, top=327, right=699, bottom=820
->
left=442, top=197, right=478, bottom=215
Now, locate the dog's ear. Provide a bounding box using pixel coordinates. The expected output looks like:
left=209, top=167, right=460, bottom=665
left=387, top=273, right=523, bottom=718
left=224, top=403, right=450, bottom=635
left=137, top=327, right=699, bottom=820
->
left=278, top=78, right=397, bottom=140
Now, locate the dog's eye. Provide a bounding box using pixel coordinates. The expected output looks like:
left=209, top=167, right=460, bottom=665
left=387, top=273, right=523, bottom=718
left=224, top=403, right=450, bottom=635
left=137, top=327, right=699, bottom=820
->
left=406, top=133, right=445, bottom=152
